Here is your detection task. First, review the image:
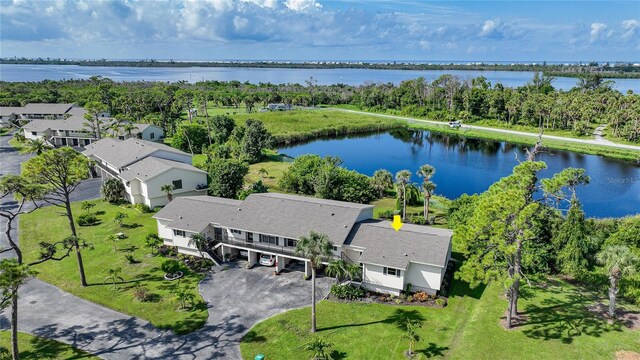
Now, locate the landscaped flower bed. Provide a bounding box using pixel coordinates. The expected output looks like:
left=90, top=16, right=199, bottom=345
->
left=327, top=283, right=447, bottom=307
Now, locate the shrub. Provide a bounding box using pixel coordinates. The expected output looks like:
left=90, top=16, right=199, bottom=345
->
left=101, top=178, right=125, bottom=203
left=125, top=254, right=138, bottom=264
left=409, top=216, right=428, bottom=225
left=132, top=285, right=155, bottom=302
left=330, top=284, right=366, bottom=300
left=405, top=283, right=413, bottom=295
left=378, top=209, right=395, bottom=219
left=135, top=203, right=152, bottom=213
left=161, top=259, right=181, bottom=276
left=158, top=245, right=177, bottom=257
left=77, top=213, right=99, bottom=226
left=435, top=298, right=447, bottom=307
left=414, top=292, right=430, bottom=302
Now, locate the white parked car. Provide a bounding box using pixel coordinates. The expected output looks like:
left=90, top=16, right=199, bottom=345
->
left=449, top=120, right=462, bottom=128
left=259, top=254, right=275, bottom=266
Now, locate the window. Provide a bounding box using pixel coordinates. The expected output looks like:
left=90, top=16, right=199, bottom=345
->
left=286, top=238, right=297, bottom=247
left=231, top=229, right=242, bottom=235
left=247, top=232, right=254, bottom=243
left=332, top=246, right=339, bottom=251
left=384, top=267, right=401, bottom=277
left=31, top=132, right=37, bottom=136
left=172, top=180, right=182, bottom=190
left=259, top=234, right=278, bottom=245
left=174, top=230, right=186, bottom=237
left=150, top=132, right=155, bottom=139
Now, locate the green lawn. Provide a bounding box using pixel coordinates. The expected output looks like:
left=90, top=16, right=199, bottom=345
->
left=8, top=137, right=26, bottom=152
left=0, top=331, right=99, bottom=359
left=20, top=200, right=208, bottom=334
left=226, top=109, right=405, bottom=144
left=240, top=277, right=640, bottom=360
left=245, top=151, right=292, bottom=190
left=371, top=196, right=450, bottom=226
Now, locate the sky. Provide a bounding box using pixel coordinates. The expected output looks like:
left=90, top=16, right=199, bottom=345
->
left=0, top=0, right=639, bottom=62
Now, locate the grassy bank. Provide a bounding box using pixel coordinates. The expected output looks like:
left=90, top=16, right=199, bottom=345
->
left=240, top=277, right=639, bottom=360
left=20, top=200, right=208, bottom=334
left=409, top=121, right=640, bottom=162
left=0, top=331, right=99, bottom=359
left=232, top=110, right=406, bottom=145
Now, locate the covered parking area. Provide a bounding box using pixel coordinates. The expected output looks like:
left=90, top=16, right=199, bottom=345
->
left=218, top=243, right=315, bottom=277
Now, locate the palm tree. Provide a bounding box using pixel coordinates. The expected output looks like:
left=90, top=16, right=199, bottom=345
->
left=24, top=138, right=49, bottom=155
left=145, top=233, right=163, bottom=255
left=596, top=245, right=638, bottom=319
left=174, top=287, right=195, bottom=309
left=103, top=267, right=124, bottom=289
left=161, top=184, right=174, bottom=202
left=421, top=181, right=436, bottom=223
left=101, top=178, right=125, bottom=203
left=403, top=319, right=422, bottom=357
left=122, top=122, right=137, bottom=138
left=104, top=234, right=118, bottom=251
left=345, top=263, right=361, bottom=281
left=417, top=164, right=437, bottom=223
left=325, top=259, right=347, bottom=282
left=189, top=233, right=207, bottom=257
left=304, top=337, right=333, bottom=360
left=372, top=169, right=393, bottom=198
left=395, top=170, right=412, bottom=221
left=113, top=212, right=128, bottom=228
left=81, top=201, right=95, bottom=214
left=295, top=231, right=333, bottom=333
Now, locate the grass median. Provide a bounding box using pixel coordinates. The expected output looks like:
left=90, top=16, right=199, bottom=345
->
left=0, top=331, right=99, bottom=359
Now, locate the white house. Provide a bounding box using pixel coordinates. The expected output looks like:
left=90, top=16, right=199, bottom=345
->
left=0, top=107, right=23, bottom=128
left=83, top=138, right=208, bottom=208
left=153, top=193, right=453, bottom=295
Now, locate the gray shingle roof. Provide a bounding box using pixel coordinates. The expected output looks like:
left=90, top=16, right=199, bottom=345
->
left=22, top=103, right=76, bottom=115
left=22, top=114, right=88, bottom=132
left=153, top=196, right=242, bottom=233
left=345, top=220, right=452, bottom=269
left=0, top=107, right=25, bottom=116
left=83, top=137, right=189, bottom=168
left=219, top=193, right=373, bottom=245
left=120, top=156, right=206, bottom=182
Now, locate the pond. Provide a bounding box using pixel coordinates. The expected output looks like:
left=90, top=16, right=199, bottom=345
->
left=279, top=130, right=640, bottom=218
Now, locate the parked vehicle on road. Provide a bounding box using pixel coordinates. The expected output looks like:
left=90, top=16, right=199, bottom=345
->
left=449, top=120, right=462, bottom=128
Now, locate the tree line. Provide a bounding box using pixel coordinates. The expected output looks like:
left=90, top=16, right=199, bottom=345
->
left=1, top=72, right=638, bottom=143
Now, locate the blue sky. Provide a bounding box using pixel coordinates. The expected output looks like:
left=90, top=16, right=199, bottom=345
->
left=1, top=0, right=638, bottom=61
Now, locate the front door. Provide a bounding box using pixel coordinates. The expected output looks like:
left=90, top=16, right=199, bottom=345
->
left=61, top=138, right=67, bottom=146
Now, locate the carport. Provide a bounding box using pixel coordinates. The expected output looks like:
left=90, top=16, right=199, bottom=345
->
left=219, top=243, right=313, bottom=277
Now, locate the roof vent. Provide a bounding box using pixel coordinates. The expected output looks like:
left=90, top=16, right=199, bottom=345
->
left=403, top=253, right=408, bottom=256
left=179, top=216, right=183, bottom=219
left=344, top=225, right=348, bottom=228
left=238, top=208, right=242, bottom=211
left=331, top=213, right=335, bottom=216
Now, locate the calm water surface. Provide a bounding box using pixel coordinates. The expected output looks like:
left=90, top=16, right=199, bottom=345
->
left=1, top=64, right=639, bottom=93
left=279, top=130, right=640, bottom=218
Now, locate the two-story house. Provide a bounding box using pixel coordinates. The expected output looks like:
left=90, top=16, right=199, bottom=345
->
left=153, top=193, right=453, bottom=295
left=83, top=138, right=207, bottom=208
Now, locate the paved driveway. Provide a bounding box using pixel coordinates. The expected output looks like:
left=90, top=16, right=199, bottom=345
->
left=196, top=262, right=333, bottom=359
left=1, top=262, right=332, bottom=359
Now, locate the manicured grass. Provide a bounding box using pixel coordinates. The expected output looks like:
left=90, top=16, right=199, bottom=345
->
left=0, top=331, right=99, bottom=359
left=231, top=110, right=405, bottom=144
left=8, top=137, right=26, bottom=152
left=371, top=196, right=450, bottom=226
left=245, top=151, right=292, bottom=190
left=20, top=200, right=208, bottom=334
left=240, top=278, right=640, bottom=360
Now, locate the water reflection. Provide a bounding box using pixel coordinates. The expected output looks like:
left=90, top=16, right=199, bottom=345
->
left=280, top=130, right=640, bottom=218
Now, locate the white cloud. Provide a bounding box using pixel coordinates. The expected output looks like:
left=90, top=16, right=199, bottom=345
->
left=284, top=0, right=322, bottom=13
left=418, top=40, right=431, bottom=50
left=622, top=19, right=639, bottom=40
left=590, top=22, right=607, bottom=42
left=480, top=19, right=500, bottom=36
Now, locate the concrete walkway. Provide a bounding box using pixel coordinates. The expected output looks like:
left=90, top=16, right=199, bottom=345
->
left=332, top=108, right=640, bottom=152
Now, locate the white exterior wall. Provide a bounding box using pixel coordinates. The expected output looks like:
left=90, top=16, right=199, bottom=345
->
left=404, top=263, right=443, bottom=294
left=343, top=247, right=363, bottom=264
left=24, top=129, right=50, bottom=141
left=156, top=219, right=174, bottom=240
left=362, top=263, right=404, bottom=295
left=140, top=126, right=164, bottom=141
left=139, top=169, right=207, bottom=208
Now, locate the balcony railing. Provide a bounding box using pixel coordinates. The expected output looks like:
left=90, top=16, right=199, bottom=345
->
left=217, top=235, right=296, bottom=255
